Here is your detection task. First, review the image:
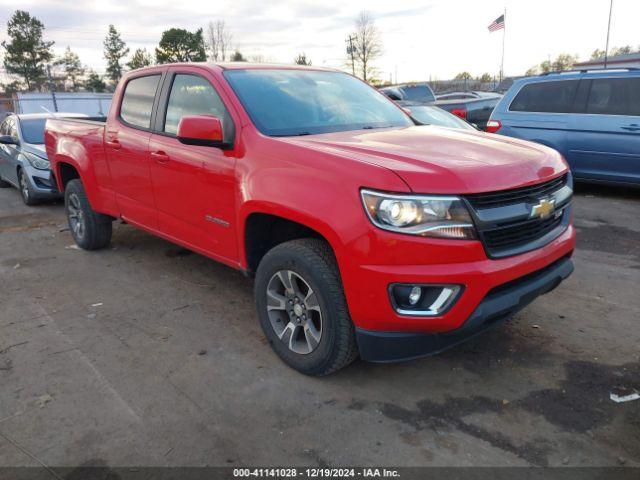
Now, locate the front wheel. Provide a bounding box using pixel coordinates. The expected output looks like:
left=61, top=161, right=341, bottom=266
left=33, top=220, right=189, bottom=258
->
left=64, top=179, right=112, bottom=250
left=255, top=239, right=358, bottom=376
left=18, top=169, right=39, bottom=206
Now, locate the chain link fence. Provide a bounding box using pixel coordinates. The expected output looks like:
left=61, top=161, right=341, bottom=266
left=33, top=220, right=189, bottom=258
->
left=0, top=92, right=113, bottom=119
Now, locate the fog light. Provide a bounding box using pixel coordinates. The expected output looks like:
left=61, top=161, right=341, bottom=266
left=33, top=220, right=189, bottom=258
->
left=390, top=284, right=461, bottom=316
left=409, top=286, right=422, bottom=305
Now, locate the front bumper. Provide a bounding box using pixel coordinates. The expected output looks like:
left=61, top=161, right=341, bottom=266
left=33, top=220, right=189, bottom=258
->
left=356, top=255, right=574, bottom=362
left=24, top=165, right=61, bottom=199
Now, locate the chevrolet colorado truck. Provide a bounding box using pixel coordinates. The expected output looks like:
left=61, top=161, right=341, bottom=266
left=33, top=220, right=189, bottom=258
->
left=45, top=63, right=575, bottom=375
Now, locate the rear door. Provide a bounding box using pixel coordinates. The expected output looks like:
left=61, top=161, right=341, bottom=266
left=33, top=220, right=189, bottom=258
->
left=567, top=76, right=640, bottom=184
left=105, top=73, right=163, bottom=228
left=148, top=67, right=238, bottom=261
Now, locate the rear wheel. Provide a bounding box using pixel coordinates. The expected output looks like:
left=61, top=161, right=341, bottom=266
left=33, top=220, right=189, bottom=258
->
left=0, top=176, right=10, bottom=188
left=18, top=169, right=39, bottom=206
left=65, top=179, right=112, bottom=250
left=255, top=238, right=358, bottom=376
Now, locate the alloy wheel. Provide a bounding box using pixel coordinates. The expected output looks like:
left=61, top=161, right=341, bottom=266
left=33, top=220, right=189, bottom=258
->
left=266, top=269, right=323, bottom=355
left=19, top=171, right=29, bottom=202
left=67, top=193, right=85, bottom=240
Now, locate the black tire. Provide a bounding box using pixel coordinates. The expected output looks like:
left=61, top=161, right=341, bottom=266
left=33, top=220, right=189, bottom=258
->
left=0, top=176, right=10, bottom=188
left=64, top=179, right=112, bottom=250
left=18, top=169, right=39, bottom=206
left=255, top=238, right=358, bottom=376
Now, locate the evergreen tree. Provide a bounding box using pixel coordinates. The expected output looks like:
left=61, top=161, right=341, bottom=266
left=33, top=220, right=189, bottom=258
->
left=103, top=25, right=129, bottom=84
left=84, top=70, right=107, bottom=92
left=155, top=28, right=206, bottom=64
left=54, top=46, right=85, bottom=91
left=127, top=48, right=153, bottom=70
left=230, top=50, right=245, bottom=62
left=2, top=10, right=54, bottom=91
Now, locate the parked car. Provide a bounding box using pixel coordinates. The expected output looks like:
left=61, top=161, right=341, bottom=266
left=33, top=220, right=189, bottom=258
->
left=487, top=68, right=640, bottom=186
left=45, top=64, right=575, bottom=375
left=379, top=82, right=436, bottom=103
left=0, top=113, right=84, bottom=205
left=399, top=102, right=477, bottom=131
left=436, top=91, right=498, bottom=101
left=434, top=91, right=502, bottom=131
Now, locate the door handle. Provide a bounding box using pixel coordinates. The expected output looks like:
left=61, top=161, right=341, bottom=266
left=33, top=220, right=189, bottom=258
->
left=105, top=138, right=121, bottom=149
left=621, top=124, right=640, bottom=132
left=151, top=150, right=170, bottom=163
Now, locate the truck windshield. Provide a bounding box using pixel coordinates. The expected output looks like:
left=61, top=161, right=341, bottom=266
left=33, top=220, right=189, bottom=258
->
left=224, top=69, right=412, bottom=137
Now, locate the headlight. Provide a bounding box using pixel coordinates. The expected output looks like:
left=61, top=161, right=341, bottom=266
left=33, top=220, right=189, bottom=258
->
left=24, top=153, right=50, bottom=170
left=361, top=189, right=476, bottom=239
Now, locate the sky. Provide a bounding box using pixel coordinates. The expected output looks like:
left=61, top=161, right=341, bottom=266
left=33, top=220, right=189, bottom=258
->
left=0, top=0, right=638, bottom=82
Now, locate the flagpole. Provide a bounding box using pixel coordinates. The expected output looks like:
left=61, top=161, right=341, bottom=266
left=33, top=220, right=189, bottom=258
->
left=604, top=0, right=613, bottom=68
left=500, top=7, right=506, bottom=82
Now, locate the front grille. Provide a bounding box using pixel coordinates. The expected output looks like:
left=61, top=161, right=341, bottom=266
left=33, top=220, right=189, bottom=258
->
left=482, top=213, right=563, bottom=250
left=466, top=174, right=567, bottom=209
left=465, top=173, right=571, bottom=258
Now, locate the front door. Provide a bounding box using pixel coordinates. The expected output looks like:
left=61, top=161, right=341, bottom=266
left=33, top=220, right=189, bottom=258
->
left=105, top=73, right=163, bottom=228
left=149, top=70, right=238, bottom=261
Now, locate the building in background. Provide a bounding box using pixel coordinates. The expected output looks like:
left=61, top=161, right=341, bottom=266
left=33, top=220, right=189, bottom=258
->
left=573, top=52, right=640, bottom=70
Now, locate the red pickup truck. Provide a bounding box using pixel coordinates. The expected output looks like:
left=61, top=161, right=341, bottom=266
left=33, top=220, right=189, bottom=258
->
left=45, top=63, right=575, bottom=375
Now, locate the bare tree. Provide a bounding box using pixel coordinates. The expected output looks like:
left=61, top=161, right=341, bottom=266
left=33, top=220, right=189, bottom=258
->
left=206, top=20, right=233, bottom=62
left=349, top=11, right=382, bottom=82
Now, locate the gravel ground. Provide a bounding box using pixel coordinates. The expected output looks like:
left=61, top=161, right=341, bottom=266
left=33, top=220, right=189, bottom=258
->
left=0, top=182, right=638, bottom=468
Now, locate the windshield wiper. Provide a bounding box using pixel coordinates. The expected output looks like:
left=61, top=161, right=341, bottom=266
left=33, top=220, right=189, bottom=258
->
left=273, top=131, right=312, bottom=137
left=361, top=125, right=394, bottom=130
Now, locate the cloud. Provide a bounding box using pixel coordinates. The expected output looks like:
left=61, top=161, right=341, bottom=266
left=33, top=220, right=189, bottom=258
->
left=1, top=0, right=638, bottom=80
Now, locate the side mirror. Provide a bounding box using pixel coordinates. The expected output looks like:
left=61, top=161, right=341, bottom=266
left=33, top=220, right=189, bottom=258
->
left=0, top=135, right=17, bottom=145
left=177, top=115, right=226, bottom=148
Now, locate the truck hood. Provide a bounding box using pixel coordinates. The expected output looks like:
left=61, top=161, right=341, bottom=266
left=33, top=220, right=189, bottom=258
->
left=283, top=126, right=567, bottom=194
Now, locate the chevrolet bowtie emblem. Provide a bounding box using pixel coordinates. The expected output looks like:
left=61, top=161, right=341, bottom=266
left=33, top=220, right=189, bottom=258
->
left=531, top=198, right=556, bottom=219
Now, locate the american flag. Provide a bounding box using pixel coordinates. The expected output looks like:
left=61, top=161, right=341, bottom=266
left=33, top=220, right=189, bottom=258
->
left=488, top=14, right=505, bottom=32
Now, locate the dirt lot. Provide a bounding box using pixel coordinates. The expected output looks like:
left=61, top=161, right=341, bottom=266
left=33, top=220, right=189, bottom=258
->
left=0, top=183, right=638, bottom=468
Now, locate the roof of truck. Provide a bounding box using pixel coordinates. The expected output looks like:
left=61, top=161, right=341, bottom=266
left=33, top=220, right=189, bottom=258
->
left=129, top=62, right=340, bottom=74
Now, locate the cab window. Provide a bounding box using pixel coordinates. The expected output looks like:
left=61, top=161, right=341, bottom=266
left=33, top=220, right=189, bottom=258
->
left=163, top=74, right=234, bottom=142
left=120, top=75, right=161, bottom=129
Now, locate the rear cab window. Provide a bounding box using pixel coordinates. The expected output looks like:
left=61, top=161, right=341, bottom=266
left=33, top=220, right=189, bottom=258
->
left=120, top=75, right=161, bottom=129
left=509, top=80, right=579, bottom=113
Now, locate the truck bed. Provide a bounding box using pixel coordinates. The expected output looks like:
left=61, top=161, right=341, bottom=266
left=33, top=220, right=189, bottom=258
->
left=45, top=116, right=113, bottom=213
